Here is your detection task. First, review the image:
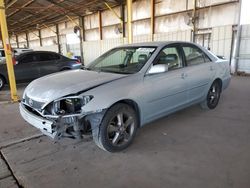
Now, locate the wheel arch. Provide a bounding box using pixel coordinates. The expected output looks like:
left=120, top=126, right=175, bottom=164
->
left=0, top=73, right=7, bottom=83
left=111, top=99, right=141, bottom=127
left=213, top=78, right=222, bottom=91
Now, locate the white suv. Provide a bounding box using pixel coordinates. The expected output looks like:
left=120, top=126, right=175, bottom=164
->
left=0, top=48, right=33, bottom=63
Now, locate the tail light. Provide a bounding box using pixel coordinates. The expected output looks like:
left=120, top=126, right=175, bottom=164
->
left=12, top=57, right=16, bottom=65
left=76, top=59, right=81, bottom=64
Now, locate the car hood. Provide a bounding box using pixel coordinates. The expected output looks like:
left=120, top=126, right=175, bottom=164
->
left=24, top=70, right=127, bottom=104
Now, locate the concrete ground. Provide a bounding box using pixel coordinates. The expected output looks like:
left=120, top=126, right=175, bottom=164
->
left=0, top=76, right=249, bottom=188
left=0, top=83, right=26, bottom=102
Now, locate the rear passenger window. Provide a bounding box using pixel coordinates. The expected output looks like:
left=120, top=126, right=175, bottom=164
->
left=20, top=54, right=37, bottom=64
left=38, top=53, right=60, bottom=61
left=51, top=53, right=60, bottom=60
left=183, top=46, right=210, bottom=66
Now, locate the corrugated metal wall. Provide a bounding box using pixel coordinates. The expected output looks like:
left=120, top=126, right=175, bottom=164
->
left=211, top=25, right=233, bottom=59
left=3, top=0, right=250, bottom=73
left=238, top=24, right=250, bottom=73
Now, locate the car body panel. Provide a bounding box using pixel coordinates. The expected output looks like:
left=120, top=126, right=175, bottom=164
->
left=142, top=69, right=188, bottom=122
left=24, top=70, right=127, bottom=103
left=185, top=62, right=216, bottom=103
left=19, top=41, right=231, bottom=139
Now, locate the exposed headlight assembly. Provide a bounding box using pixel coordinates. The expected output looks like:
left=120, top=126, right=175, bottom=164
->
left=51, top=95, right=93, bottom=116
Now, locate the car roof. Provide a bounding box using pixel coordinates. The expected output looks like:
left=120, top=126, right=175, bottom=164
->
left=117, top=41, right=198, bottom=48
left=19, top=51, right=60, bottom=55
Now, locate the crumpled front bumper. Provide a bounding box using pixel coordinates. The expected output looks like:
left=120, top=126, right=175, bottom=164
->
left=20, top=102, right=106, bottom=140
left=19, top=103, right=57, bottom=139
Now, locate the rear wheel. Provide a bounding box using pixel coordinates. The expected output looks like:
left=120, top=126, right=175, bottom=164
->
left=92, top=103, right=138, bottom=152
left=60, top=68, right=71, bottom=71
left=201, top=81, right=221, bottom=109
left=0, top=76, right=5, bottom=90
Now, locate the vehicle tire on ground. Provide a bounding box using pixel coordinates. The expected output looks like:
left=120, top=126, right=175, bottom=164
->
left=60, top=67, right=71, bottom=71
left=200, top=80, right=221, bottom=110
left=0, top=75, right=5, bottom=90
left=92, top=103, right=138, bottom=152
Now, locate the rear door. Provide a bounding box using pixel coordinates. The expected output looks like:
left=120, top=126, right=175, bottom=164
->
left=37, top=52, right=61, bottom=77
left=181, top=44, right=216, bottom=103
left=142, top=44, right=189, bottom=122
left=14, top=53, right=40, bottom=82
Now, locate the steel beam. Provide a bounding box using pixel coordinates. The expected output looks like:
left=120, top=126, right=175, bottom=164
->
left=150, top=0, right=155, bottom=41
left=231, top=0, right=242, bottom=74
left=25, top=32, right=29, bottom=48
left=120, top=4, right=125, bottom=38
left=38, top=29, right=42, bottom=46
left=79, top=16, right=85, bottom=64
left=127, top=0, right=132, bottom=43
left=0, top=0, right=18, bottom=101
left=55, top=24, right=61, bottom=54
left=7, top=0, right=34, bottom=18
left=15, top=34, right=19, bottom=48
left=45, top=0, right=81, bottom=17
left=192, top=0, right=197, bottom=42
left=6, top=0, right=18, bottom=9
left=98, top=11, right=103, bottom=40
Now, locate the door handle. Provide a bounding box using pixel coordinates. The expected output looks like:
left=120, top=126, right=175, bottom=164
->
left=181, top=73, right=188, bottom=79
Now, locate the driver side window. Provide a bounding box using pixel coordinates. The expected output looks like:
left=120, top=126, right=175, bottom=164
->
left=154, top=46, right=182, bottom=71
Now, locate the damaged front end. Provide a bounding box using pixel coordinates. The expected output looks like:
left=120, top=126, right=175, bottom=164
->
left=20, top=95, right=106, bottom=140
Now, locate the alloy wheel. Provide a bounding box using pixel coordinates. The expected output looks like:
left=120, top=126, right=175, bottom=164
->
left=107, top=112, right=135, bottom=147
left=207, top=82, right=220, bottom=107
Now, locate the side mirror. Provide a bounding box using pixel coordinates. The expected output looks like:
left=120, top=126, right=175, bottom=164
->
left=147, top=64, right=168, bottom=74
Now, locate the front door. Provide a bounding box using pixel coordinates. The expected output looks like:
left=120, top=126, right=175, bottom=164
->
left=142, top=45, right=188, bottom=123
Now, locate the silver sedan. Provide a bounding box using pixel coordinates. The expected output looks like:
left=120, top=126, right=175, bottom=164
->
left=20, top=42, right=231, bottom=152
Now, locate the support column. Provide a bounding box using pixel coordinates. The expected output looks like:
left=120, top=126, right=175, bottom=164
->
left=192, top=0, right=197, bottom=42
left=127, top=0, right=132, bottom=43
left=231, top=0, right=243, bottom=74
left=79, top=16, right=85, bottom=64
left=55, top=24, right=61, bottom=54
left=25, top=32, right=29, bottom=48
left=38, top=29, right=42, bottom=46
left=98, top=11, right=102, bottom=40
left=120, top=4, right=126, bottom=38
left=16, top=34, right=19, bottom=48
left=0, top=0, right=18, bottom=101
left=150, top=0, right=155, bottom=41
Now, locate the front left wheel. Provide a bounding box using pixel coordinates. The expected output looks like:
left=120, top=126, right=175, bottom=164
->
left=92, top=103, right=138, bottom=152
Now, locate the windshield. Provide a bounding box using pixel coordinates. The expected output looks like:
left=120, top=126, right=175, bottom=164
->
left=87, top=47, right=156, bottom=74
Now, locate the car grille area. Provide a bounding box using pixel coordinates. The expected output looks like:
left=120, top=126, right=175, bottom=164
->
left=24, top=95, right=45, bottom=110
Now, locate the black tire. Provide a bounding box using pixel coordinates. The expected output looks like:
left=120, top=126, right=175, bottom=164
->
left=0, top=75, right=5, bottom=91
left=60, top=68, right=71, bottom=71
left=200, top=81, right=221, bottom=110
left=92, top=103, right=138, bottom=152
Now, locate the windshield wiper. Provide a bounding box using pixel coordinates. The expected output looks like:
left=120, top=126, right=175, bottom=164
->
left=98, top=69, right=132, bottom=74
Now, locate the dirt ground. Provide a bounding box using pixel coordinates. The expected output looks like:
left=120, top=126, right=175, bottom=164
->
left=0, top=76, right=250, bottom=188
